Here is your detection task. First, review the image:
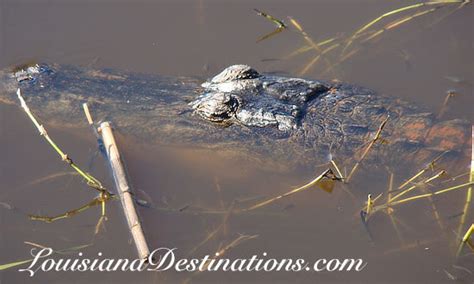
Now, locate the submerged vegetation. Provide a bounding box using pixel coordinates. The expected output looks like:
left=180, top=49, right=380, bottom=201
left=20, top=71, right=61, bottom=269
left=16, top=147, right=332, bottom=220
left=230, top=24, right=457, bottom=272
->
left=16, top=89, right=115, bottom=224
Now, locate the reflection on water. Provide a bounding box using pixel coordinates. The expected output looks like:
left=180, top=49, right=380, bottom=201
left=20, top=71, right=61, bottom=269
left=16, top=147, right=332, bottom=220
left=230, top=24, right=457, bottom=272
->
left=0, top=0, right=472, bottom=283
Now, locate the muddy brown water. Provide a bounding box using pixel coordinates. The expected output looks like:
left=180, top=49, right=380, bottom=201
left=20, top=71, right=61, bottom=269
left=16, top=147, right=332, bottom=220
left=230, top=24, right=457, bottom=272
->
left=0, top=1, right=473, bottom=283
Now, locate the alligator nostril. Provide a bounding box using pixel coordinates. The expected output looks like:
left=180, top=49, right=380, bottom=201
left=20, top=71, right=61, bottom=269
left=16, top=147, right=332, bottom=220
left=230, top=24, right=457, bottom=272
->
left=13, top=64, right=42, bottom=82
left=11, top=63, right=54, bottom=85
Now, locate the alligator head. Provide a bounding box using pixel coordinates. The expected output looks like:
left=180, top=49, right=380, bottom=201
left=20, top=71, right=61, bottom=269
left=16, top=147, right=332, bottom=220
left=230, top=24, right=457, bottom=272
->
left=190, top=65, right=329, bottom=131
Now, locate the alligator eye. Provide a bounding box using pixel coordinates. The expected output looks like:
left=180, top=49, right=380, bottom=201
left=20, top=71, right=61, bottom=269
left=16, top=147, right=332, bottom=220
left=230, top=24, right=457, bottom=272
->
left=190, top=92, right=240, bottom=122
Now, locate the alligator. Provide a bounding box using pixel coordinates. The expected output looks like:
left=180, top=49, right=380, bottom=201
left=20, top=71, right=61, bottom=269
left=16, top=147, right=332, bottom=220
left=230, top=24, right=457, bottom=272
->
left=0, top=63, right=470, bottom=171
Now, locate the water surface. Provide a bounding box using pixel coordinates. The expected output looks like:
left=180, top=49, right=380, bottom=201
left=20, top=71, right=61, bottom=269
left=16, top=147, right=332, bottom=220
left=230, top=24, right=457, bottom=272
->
left=0, top=1, right=472, bottom=283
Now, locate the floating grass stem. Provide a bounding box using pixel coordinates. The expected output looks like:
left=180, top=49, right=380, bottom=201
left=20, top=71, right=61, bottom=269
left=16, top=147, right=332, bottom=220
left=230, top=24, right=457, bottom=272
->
left=397, top=167, right=429, bottom=189
left=187, top=201, right=236, bottom=256
left=377, top=181, right=474, bottom=211
left=366, top=194, right=374, bottom=216
left=285, top=45, right=314, bottom=59
left=441, top=171, right=469, bottom=184
left=254, top=9, right=286, bottom=43
left=341, top=0, right=468, bottom=55
left=320, top=47, right=361, bottom=76
left=214, top=176, right=225, bottom=210
left=330, top=159, right=345, bottom=181
left=284, top=36, right=339, bottom=60
left=298, top=43, right=340, bottom=76
left=94, top=215, right=107, bottom=235
left=325, top=1, right=468, bottom=74
left=17, top=88, right=114, bottom=222
left=361, top=7, right=440, bottom=45
left=184, top=234, right=258, bottom=284
left=389, top=170, right=446, bottom=202
left=256, top=27, right=285, bottom=43
left=288, top=17, right=336, bottom=75
left=428, top=0, right=472, bottom=28
left=437, top=90, right=458, bottom=119
left=254, top=8, right=286, bottom=28
left=457, top=223, right=474, bottom=256
left=462, top=224, right=473, bottom=243
left=207, top=234, right=258, bottom=266
left=322, top=2, right=467, bottom=75
left=361, top=192, right=383, bottom=220
left=25, top=172, right=79, bottom=187
left=17, top=89, right=105, bottom=192
left=386, top=173, right=405, bottom=244
left=0, top=242, right=92, bottom=271
left=346, top=116, right=389, bottom=182
left=221, top=201, right=235, bottom=236
left=29, top=193, right=114, bottom=223
left=421, top=186, right=445, bottom=230
left=397, top=151, right=447, bottom=190
left=243, top=169, right=340, bottom=211
left=456, top=126, right=473, bottom=242
left=188, top=225, right=222, bottom=256
left=0, top=259, right=33, bottom=271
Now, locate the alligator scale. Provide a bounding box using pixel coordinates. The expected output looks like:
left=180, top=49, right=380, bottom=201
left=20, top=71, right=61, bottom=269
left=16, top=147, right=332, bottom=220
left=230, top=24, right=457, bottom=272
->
left=0, top=63, right=470, bottom=170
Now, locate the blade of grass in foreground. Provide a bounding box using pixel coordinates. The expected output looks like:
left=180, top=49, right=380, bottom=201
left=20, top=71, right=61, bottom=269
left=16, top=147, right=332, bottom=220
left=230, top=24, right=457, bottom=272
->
left=0, top=259, right=33, bottom=271
left=0, top=243, right=92, bottom=271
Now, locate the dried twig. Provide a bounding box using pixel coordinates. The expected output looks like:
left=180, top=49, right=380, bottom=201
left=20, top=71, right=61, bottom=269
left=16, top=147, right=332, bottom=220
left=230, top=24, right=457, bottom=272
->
left=100, top=122, right=150, bottom=260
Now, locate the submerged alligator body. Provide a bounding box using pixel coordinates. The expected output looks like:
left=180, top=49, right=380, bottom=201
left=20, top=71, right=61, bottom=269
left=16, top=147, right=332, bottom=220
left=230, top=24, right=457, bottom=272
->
left=0, top=63, right=470, bottom=170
